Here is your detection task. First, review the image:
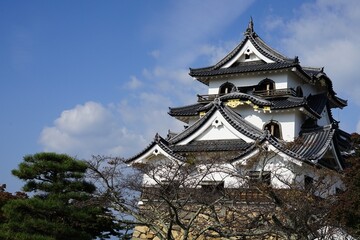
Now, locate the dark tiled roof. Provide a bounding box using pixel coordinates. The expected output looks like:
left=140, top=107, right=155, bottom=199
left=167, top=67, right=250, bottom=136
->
left=268, top=125, right=336, bottom=162
left=188, top=21, right=297, bottom=85
left=219, top=92, right=272, bottom=106
left=331, top=129, right=351, bottom=169
left=292, top=126, right=335, bottom=160
left=130, top=106, right=349, bottom=170
left=306, top=93, right=328, bottom=116
left=190, top=62, right=298, bottom=78
left=172, top=139, right=252, bottom=152
left=302, top=66, right=324, bottom=77
left=169, top=105, right=218, bottom=144
left=332, top=128, right=352, bottom=163
left=198, top=102, right=216, bottom=112
left=193, top=21, right=293, bottom=74
left=229, top=126, right=338, bottom=166
left=250, top=33, right=293, bottom=63
left=311, top=72, right=347, bottom=108
left=220, top=104, right=264, bottom=139
left=187, top=21, right=346, bottom=111
left=125, top=134, right=186, bottom=163
left=169, top=101, right=264, bottom=145
left=230, top=144, right=259, bottom=163
left=168, top=92, right=327, bottom=120
left=270, top=96, right=306, bottom=109
left=270, top=96, right=321, bottom=118
left=168, top=103, right=205, bottom=117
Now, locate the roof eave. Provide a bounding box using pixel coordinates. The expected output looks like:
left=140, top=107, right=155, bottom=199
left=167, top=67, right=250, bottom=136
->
left=125, top=134, right=186, bottom=164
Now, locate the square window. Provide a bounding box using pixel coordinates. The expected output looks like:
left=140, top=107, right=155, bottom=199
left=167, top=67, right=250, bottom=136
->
left=201, top=181, right=224, bottom=195
left=248, top=171, right=271, bottom=187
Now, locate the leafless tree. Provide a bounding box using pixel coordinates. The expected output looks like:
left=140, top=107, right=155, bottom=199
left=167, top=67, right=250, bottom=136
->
left=86, top=149, right=349, bottom=240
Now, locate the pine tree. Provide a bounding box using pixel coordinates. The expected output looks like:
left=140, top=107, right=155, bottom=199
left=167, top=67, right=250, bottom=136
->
left=0, top=152, right=121, bottom=240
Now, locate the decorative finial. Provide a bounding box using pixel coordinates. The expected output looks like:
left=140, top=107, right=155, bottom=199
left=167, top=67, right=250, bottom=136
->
left=214, top=97, right=222, bottom=107
left=294, top=56, right=299, bottom=63
left=244, top=17, right=255, bottom=36
left=231, top=86, right=238, bottom=93
left=247, top=17, right=254, bottom=33
left=249, top=17, right=254, bottom=31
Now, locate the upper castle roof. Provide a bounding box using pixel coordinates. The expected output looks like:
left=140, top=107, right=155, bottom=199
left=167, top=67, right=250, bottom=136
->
left=189, top=18, right=297, bottom=83
left=188, top=19, right=346, bottom=108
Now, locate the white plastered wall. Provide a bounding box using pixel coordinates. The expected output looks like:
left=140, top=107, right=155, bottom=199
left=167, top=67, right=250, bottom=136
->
left=177, top=110, right=255, bottom=145
left=208, top=71, right=290, bottom=95
left=291, top=162, right=343, bottom=197
left=231, top=106, right=297, bottom=141
left=317, top=107, right=332, bottom=127
left=140, top=148, right=342, bottom=197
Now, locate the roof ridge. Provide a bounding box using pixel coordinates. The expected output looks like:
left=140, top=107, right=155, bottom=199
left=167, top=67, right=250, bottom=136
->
left=220, top=105, right=263, bottom=139
left=248, top=34, right=293, bottom=63
left=168, top=105, right=217, bottom=144
left=219, top=92, right=272, bottom=106
left=169, top=103, right=203, bottom=111
left=125, top=134, right=186, bottom=163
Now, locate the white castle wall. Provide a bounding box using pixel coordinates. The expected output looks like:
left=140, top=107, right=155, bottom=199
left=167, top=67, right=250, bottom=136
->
left=208, top=71, right=290, bottom=95
left=233, top=106, right=297, bottom=141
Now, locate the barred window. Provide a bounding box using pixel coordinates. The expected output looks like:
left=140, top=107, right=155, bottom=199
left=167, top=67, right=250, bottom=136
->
left=264, top=121, right=282, bottom=139
left=248, top=171, right=271, bottom=187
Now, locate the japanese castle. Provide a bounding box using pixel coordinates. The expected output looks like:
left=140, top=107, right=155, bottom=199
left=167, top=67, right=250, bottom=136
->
left=127, top=19, right=350, bottom=198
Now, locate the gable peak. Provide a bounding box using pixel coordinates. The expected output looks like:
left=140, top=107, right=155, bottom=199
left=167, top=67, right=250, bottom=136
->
left=245, top=17, right=254, bottom=35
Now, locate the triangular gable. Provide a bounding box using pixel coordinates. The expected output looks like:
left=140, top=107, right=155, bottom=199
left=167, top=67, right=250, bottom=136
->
left=131, top=144, right=177, bottom=164
left=221, top=40, right=275, bottom=68
left=190, top=111, right=254, bottom=143
left=230, top=141, right=304, bottom=168
left=317, top=140, right=344, bottom=171
left=176, top=109, right=256, bottom=145
left=126, top=135, right=185, bottom=164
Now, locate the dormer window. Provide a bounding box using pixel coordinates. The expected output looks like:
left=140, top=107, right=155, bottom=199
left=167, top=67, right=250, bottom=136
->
left=244, top=48, right=253, bottom=60
left=257, top=78, right=275, bottom=92
left=245, top=49, right=251, bottom=60
left=219, top=82, right=235, bottom=95
left=296, top=86, right=303, bottom=97
left=264, top=121, right=282, bottom=139
left=304, top=176, right=314, bottom=192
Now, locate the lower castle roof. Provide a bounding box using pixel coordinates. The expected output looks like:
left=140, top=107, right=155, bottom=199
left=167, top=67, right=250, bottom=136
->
left=169, top=92, right=329, bottom=120
left=172, top=139, right=252, bottom=152
left=128, top=100, right=350, bottom=171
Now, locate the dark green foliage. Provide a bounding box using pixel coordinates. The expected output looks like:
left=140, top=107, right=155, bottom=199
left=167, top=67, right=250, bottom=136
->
left=12, top=152, right=95, bottom=195
left=0, top=185, right=27, bottom=225
left=332, top=133, right=360, bottom=238
left=0, top=152, right=121, bottom=240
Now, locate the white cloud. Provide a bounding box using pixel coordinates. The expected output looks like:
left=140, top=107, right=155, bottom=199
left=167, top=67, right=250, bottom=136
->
left=146, top=0, right=255, bottom=68
left=149, top=50, right=160, bottom=59
left=39, top=102, right=146, bottom=158
left=117, top=91, right=184, bottom=138
left=38, top=1, right=259, bottom=158
left=263, top=16, right=284, bottom=32
left=52, top=102, right=112, bottom=136
left=198, top=41, right=238, bottom=65
left=274, top=0, right=360, bottom=104
left=356, top=121, right=360, bottom=133
left=126, top=76, right=142, bottom=90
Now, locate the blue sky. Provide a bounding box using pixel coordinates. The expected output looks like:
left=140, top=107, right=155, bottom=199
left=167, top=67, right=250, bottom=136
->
left=1, top=0, right=360, bottom=193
